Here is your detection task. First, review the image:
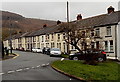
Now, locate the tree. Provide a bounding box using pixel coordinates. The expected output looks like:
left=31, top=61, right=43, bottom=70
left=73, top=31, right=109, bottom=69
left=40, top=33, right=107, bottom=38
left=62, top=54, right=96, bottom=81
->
left=60, top=23, right=93, bottom=53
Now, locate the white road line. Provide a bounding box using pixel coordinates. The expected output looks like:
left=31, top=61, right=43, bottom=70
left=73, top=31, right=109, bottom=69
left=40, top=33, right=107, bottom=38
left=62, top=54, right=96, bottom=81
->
left=36, top=65, right=40, bottom=67
left=0, top=73, right=4, bottom=75
left=42, top=64, right=46, bottom=66
left=25, top=68, right=30, bottom=70
left=7, top=71, right=15, bottom=74
left=46, top=63, right=49, bottom=66
left=32, top=67, right=35, bottom=69
left=16, top=69, right=23, bottom=72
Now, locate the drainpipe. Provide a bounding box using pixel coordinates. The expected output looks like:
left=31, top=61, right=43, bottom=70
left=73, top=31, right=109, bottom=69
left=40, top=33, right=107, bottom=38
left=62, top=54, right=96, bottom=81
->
left=115, top=24, right=117, bottom=60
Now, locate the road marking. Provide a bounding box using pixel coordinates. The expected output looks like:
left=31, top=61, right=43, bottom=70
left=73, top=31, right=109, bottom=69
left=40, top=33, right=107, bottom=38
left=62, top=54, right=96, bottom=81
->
left=46, top=63, right=49, bottom=66
left=7, top=71, right=15, bottom=74
left=25, top=68, right=30, bottom=70
left=42, top=64, right=46, bottom=66
left=12, top=53, right=19, bottom=59
left=16, top=69, right=23, bottom=72
left=32, top=67, right=35, bottom=69
left=36, top=65, right=40, bottom=67
left=61, top=58, right=65, bottom=61
left=0, top=73, right=4, bottom=75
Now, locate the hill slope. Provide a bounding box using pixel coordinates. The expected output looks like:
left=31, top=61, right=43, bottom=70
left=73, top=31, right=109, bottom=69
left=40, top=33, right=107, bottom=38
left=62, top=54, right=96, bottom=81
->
left=1, top=11, right=57, bottom=40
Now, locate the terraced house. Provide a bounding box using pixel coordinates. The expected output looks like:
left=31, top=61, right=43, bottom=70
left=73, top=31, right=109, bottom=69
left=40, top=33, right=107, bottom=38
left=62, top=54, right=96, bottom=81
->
left=3, top=6, right=120, bottom=60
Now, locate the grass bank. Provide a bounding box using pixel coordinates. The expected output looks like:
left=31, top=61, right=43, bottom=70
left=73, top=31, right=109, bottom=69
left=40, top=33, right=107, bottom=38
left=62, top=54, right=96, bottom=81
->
left=51, top=60, right=120, bottom=81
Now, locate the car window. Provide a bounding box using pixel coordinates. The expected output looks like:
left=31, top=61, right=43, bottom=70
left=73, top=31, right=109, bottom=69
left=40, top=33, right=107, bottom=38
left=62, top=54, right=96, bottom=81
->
left=51, top=48, right=60, bottom=51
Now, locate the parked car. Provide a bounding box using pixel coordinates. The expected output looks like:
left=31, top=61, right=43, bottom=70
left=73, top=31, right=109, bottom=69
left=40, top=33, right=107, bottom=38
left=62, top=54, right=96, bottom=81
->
left=46, top=48, right=51, bottom=55
left=32, top=48, right=37, bottom=52
left=36, top=48, right=43, bottom=53
left=43, top=47, right=50, bottom=54
left=69, top=49, right=78, bottom=55
left=18, top=47, right=24, bottom=51
left=32, top=48, right=42, bottom=53
left=69, top=49, right=106, bottom=62
left=50, top=48, right=61, bottom=57
left=39, top=48, right=43, bottom=53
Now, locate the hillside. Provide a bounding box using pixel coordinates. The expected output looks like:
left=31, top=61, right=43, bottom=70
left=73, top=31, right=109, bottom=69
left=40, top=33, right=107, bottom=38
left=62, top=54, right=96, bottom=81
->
left=1, top=11, right=57, bottom=40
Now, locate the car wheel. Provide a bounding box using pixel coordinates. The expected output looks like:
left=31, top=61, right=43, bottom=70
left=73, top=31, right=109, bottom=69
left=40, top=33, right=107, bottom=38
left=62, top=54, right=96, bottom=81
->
left=73, top=56, right=79, bottom=60
left=98, top=57, right=104, bottom=62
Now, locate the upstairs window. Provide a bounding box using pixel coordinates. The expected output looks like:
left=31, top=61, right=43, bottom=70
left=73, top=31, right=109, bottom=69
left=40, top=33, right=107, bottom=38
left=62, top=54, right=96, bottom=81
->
left=63, top=33, right=66, bottom=40
left=95, top=28, right=100, bottom=37
left=51, top=34, right=54, bottom=40
left=58, top=34, right=60, bottom=40
left=42, top=36, right=44, bottom=42
left=106, top=27, right=111, bottom=36
left=33, top=37, right=36, bottom=42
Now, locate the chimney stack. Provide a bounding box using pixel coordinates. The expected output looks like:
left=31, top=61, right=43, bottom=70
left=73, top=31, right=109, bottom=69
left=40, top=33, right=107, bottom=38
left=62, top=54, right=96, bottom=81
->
left=57, top=20, right=61, bottom=25
left=77, top=14, right=82, bottom=20
left=43, top=24, right=47, bottom=28
left=107, top=6, right=114, bottom=14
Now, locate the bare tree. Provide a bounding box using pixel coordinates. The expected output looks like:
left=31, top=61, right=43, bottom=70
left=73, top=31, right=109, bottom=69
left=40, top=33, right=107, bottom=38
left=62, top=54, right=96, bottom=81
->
left=60, top=23, right=93, bottom=53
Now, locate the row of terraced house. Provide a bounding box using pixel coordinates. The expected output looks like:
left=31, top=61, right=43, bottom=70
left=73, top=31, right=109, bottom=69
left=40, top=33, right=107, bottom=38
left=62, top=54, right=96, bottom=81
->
left=3, top=6, right=120, bottom=60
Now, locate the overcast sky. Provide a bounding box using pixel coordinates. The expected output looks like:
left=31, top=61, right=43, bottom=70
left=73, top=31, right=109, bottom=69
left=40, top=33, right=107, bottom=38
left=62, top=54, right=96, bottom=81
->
left=1, top=0, right=119, bottom=22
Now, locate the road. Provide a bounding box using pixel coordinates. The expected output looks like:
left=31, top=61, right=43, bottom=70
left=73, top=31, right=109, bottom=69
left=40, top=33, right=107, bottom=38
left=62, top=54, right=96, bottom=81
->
left=2, top=50, right=74, bottom=80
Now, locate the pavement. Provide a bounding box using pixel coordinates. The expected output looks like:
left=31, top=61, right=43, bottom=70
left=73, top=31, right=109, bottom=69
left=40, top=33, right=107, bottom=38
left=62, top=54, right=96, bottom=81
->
left=1, top=50, right=76, bottom=80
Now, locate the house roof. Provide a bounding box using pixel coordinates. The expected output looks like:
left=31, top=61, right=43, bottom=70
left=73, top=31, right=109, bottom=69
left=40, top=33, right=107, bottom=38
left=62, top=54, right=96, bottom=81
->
left=26, top=25, right=62, bottom=37
left=4, top=10, right=120, bottom=40
left=74, top=11, right=120, bottom=28
left=20, top=11, right=120, bottom=36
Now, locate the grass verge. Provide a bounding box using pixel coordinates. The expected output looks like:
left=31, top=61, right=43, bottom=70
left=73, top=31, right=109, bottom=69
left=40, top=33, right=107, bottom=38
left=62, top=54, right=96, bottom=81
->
left=61, top=54, right=69, bottom=58
left=51, top=60, right=120, bottom=81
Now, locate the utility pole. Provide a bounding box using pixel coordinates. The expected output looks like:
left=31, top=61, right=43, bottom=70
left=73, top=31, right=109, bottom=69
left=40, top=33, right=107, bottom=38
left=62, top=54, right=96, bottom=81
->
left=66, top=1, right=70, bottom=54
left=8, top=17, right=12, bottom=54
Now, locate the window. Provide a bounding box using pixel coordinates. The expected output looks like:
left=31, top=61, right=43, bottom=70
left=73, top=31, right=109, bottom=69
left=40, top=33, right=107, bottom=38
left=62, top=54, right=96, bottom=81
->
left=58, top=34, right=60, bottom=40
left=95, top=28, right=100, bottom=37
left=106, top=27, right=111, bottom=36
left=59, top=43, right=61, bottom=50
left=96, top=41, right=99, bottom=49
left=82, top=31, right=85, bottom=37
left=51, top=42, right=55, bottom=48
left=45, top=35, right=49, bottom=42
left=42, top=36, right=44, bottom=42
left=45, top=35, right=47, bottom=41
left=63, top=33, right=66, bottom=40
left=47, top=35, right=49, bottom=40
left=110, top=40, right=113, bottom=51
left=105, top=41, right=108, bottom=51
left=63, top=43, right=66, bottom=52
left=37, top=36, right=39, bottom=42
left=51, top=34, right=54, bottom=41
left=33, top=37, right=36, bottom=42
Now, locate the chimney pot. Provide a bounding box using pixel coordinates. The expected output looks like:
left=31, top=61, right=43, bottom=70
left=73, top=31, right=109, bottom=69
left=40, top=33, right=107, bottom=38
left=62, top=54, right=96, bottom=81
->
left=107, top=6, right=114, bottom=14
left=43, top=24, right=47, bottom=28
left=77, top=14, right=82, bottom=20
left=57, top=20, right=61, bottom=25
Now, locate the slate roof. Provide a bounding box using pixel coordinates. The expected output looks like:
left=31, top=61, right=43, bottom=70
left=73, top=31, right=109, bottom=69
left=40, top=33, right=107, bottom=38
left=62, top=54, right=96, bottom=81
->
left=26, top=25, right=62, bottom=37
left=4, top=10, right=120, bottom=40
left=74, top=11, right=120, bottom=28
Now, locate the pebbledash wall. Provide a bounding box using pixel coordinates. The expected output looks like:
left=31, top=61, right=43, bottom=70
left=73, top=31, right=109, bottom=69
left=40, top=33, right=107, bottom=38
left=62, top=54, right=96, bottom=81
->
left=3, top=6, right=120, bottom=60
left=117, top=22, right=120, bottom=60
